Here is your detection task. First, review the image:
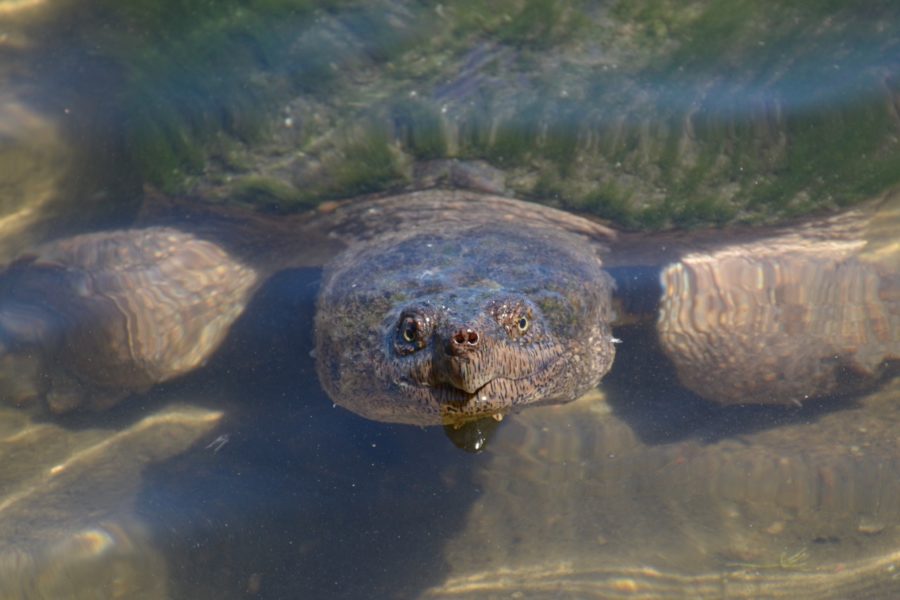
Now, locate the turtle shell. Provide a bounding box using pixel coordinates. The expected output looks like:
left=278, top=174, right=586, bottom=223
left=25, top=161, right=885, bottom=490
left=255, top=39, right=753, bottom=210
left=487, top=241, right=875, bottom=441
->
left=0, top=227, right=258, bottom=412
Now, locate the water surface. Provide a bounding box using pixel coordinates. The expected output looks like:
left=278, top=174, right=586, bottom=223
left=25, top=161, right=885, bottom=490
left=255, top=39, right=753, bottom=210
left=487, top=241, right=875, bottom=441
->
left=0, top=1, right=899, bottom=598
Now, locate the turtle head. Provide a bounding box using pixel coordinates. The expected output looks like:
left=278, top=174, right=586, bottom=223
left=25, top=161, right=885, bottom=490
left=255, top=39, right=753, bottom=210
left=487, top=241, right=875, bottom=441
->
left=313, top=210, right=617, bottom=428
left=384, top=291, right=570, bottom=423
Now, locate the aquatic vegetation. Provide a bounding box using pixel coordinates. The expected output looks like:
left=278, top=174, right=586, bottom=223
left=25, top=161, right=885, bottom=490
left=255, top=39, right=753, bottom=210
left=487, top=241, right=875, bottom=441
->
left=92, top=0, right=346, bottom=192
left=390, top=98, right=447, bottom=160
left=322, top=124, right=405, bottom=198
left=44, top=0, right=900, bottom=228
left=231, top=176, right=309, bottom=211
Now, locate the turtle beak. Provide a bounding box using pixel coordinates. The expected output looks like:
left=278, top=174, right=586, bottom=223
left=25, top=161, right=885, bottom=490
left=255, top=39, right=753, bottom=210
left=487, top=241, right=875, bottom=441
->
left=434, top=324, right=495, bottom=394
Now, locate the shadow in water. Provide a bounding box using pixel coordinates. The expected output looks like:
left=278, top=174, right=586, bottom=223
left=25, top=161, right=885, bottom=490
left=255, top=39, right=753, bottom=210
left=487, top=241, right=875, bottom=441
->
left=137, top=268, right=483, bottom=599
left=606, top=320, right=861, bottom=447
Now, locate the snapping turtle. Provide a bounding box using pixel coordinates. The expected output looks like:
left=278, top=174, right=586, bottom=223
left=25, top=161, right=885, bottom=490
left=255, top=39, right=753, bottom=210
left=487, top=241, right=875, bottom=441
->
left=0, top=187, right=620, bottom=428
left=0, top=183, right=896, bottom=599
left=0, top=185, right=897, bottom=426
left=314, top=187, right=897, bottom=425
left=313, top=189, right=618, bottom=425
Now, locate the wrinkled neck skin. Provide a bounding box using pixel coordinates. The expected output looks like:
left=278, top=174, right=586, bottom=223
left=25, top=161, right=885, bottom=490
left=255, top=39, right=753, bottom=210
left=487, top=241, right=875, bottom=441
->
left=314, top=216, right=616, bottom=426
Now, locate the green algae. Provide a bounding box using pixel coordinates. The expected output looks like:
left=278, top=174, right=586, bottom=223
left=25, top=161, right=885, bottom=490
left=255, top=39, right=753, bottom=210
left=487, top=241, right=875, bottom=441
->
left=63, top=0, right=900, bottom=228
left=319, top=124, right=406, bottom=199
left=390, top=99, right=447, bottom=160
left=494, top=0, right=586, bottom=49
left=231, top=177, right=309, bottom=211
left=75, top=0, right=353, bottom=191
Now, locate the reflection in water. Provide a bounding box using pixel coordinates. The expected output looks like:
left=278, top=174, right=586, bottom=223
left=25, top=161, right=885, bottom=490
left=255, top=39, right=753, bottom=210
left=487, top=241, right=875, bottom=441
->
left=443, top=415, right=503, bottom=453
left=0, top=403, right=221, bottom=598
left=426, top=378, right=900, bottom=599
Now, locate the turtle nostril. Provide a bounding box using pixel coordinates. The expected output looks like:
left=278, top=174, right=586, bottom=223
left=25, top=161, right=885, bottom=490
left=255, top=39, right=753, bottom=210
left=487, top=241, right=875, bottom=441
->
left=451, top=328, right=479, bottom=349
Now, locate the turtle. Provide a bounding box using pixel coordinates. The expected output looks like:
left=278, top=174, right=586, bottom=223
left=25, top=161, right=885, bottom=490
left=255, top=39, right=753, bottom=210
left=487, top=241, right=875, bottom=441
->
left=0, top=183, right=896, bottom=600
left=0, top=185, right=896, bottom=428
left=312, top=186, right=897, bottom=427
left=312, top=189, right=619, bottom=426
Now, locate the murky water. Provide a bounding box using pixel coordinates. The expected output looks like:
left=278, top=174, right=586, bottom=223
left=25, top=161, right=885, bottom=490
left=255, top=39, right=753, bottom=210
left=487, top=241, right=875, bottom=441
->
left=1, top=1, right=899, bottom=599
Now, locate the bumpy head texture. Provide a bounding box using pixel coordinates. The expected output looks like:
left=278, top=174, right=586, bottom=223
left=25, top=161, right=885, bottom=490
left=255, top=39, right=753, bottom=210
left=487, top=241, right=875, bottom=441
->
left=314, top=192, right=616, bottom=425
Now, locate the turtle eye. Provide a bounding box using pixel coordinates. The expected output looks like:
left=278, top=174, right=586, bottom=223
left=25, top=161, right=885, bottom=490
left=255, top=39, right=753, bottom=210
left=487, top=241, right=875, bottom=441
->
left=516, top=315, right=530, bottom=333
left=394, top=310, right=434, bottom=355
left=400, top=318, right=418, bottom=343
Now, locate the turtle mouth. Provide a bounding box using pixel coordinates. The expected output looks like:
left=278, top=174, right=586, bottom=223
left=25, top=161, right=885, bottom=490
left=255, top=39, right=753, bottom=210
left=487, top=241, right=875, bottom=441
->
left=443, top=378, right=499, bottom=401
left=426, top=356, right=562, bottom=406
left=441, top=377, right=492, bottom=397
left=394, top=341, right=565, bottom=418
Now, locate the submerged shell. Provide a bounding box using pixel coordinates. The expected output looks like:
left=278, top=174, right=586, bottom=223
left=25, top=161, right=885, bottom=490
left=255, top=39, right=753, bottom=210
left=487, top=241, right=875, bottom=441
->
left=314, top=190, right=618, bottom=425
left=0, top=227, right=258, bottom=412
left=656, top=202, right=900, bottom=406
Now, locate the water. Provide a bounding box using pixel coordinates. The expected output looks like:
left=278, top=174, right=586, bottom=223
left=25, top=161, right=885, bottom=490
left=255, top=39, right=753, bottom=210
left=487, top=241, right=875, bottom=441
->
left=1, top=1, right=900, bottom=598
left=136, top=270, right=481, bottom=598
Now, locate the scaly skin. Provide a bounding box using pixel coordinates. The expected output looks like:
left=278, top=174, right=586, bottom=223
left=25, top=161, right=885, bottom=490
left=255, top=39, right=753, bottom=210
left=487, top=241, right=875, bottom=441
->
left=314, top=191, right=617, bottom=426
